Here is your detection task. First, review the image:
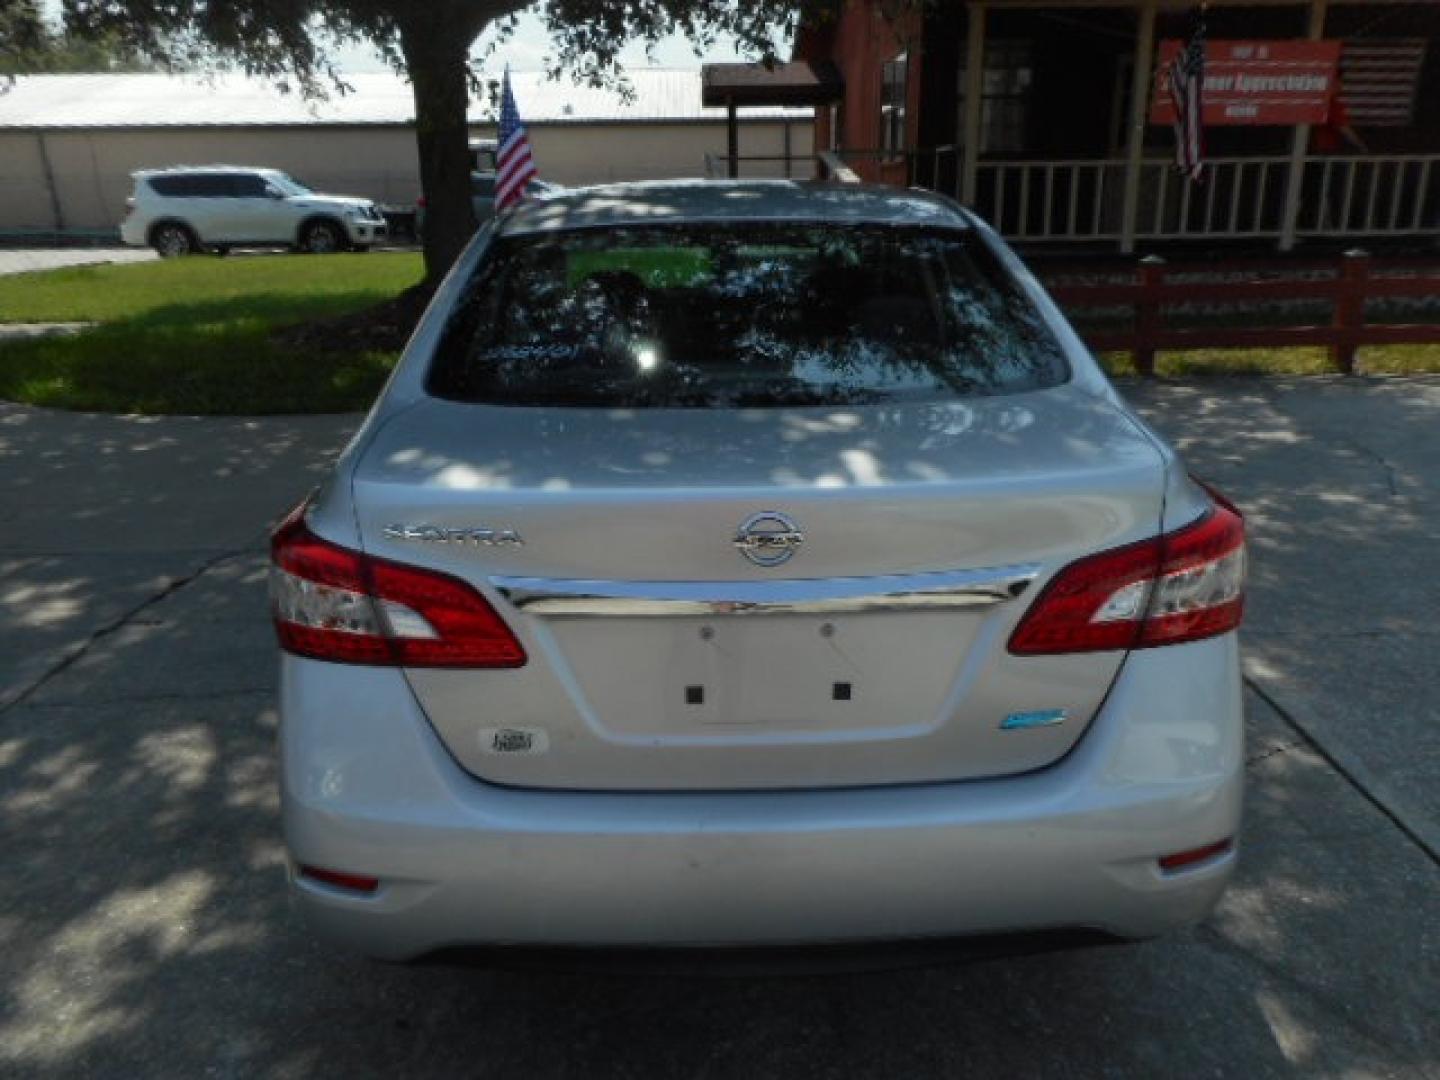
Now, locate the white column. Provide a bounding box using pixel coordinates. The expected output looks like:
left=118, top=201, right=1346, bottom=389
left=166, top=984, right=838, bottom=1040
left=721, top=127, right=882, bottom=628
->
left=1280, top=0, right=1329, bottom=251
left=960, top=2, right=987, bottom=207
left=1120, top=0, right=1159, bottom=253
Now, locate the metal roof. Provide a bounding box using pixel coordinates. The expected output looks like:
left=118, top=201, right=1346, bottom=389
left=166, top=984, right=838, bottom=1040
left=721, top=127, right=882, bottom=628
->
left=500, top=180, right=969, bottom=235
left=0, top=70, right=813, bottom=130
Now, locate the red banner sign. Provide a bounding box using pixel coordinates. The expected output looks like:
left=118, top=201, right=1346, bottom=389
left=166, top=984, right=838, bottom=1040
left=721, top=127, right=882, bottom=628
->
left=1150, top=40, right=1342, bottom=125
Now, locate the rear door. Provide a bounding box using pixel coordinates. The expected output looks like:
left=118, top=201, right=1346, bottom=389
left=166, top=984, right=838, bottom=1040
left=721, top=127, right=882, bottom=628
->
left=148, top=173, right=223, bottom=241
left=212, top=172, right=284, bottom=242
left=187, top=172, right=241, bottom=241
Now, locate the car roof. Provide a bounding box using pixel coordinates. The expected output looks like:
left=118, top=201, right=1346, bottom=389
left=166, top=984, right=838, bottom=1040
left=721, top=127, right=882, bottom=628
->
left=132, top=165, right=279, bottom=177
left=498, top=180, right=971, bottom=236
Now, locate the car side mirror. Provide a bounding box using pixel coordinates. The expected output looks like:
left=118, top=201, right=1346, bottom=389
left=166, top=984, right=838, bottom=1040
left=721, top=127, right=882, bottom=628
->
left=265, top=186, right=285, bottom=199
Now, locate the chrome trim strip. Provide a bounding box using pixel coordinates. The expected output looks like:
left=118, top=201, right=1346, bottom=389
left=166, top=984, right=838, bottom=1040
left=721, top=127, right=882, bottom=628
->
left=492, top=565, right=1040, bottom=618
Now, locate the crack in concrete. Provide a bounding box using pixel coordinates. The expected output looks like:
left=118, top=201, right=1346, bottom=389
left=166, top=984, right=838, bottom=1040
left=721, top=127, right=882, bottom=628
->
left=0, top=545, right=263, bottom=558
left=1245, top=739, right=1308, bottom=767
left=13, top=686, right=276, bottom=710
left=1194, top=923, right=1426, bottom=1060
left=0, top=547, right=251, bottom=717
left=1256, top=383, right=1403, bottom=500
left=1245, top=676, right=1440, bottom=868
left=1340, top=437, right=1401, bottom=498
left=1246, top=628, right=1440, bottom=639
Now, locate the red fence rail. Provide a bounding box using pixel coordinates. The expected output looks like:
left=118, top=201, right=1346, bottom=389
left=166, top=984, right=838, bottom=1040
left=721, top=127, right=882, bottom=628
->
left=1040, top=252, right=1440, bottom=374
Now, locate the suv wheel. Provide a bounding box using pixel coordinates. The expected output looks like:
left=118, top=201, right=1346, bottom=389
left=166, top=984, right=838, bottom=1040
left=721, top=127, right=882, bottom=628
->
left=300, top=220, right=345, bottom=255
left=152, top=223, right=197, bottom=258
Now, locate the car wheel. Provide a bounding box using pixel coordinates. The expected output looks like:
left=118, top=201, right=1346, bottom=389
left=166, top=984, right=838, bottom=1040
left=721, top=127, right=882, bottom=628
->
left=151, top=223, right=196, bottom=258
left=300, top=220, right=345, bottom=255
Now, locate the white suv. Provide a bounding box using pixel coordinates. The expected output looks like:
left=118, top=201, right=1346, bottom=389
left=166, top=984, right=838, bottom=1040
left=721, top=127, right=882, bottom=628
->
left=120, top=166, right=388, bottom=256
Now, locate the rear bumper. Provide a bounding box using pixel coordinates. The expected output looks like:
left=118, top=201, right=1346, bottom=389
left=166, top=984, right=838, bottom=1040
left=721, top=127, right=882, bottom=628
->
left=119, top=216, right=147, bottom=247
left=281, top=636, right=1243, bottom=961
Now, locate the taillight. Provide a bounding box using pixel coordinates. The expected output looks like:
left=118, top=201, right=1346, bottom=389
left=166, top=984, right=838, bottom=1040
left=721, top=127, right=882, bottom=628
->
left=269, top=503, right=526, bottom=668
left=1009, top=495, right=1245, bottom=655
left=298, top=865, right=380, bottom=894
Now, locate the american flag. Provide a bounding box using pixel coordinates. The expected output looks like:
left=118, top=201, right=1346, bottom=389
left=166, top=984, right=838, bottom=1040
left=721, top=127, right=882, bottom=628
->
left=1339, top=39, right=1427, bottom=126
left=496, top=70, right=538, bottom=211
left=1167, top=13, right=1206, bottom=183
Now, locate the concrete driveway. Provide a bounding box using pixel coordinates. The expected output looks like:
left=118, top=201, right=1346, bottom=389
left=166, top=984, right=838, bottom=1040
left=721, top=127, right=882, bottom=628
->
left=1, top=379, right=1437, bottom=1078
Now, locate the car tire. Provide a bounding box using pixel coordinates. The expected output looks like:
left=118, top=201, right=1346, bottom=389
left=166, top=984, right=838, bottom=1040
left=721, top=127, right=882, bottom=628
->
left=300, top=220, right=345, bottom=255
left=151, top=223, right=198, bottom=258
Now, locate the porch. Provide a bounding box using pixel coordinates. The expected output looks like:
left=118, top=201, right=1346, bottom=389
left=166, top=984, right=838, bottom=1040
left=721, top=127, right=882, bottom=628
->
left=718, top=0, right=1440, bottom=251
left=844, top=150, right=1440, bottom=246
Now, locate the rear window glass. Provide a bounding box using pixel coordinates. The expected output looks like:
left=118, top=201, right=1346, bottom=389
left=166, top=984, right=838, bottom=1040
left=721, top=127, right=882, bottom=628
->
left=146, top=175, right=194, bottom=196
left=147, top=174, right=229, bottom=197
left=427, top=224, right=1068, bottom=408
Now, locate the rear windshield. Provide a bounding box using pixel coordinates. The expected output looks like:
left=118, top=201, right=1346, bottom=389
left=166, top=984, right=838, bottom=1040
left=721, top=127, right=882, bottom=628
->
left=427, top=223, right=1067, bottom=408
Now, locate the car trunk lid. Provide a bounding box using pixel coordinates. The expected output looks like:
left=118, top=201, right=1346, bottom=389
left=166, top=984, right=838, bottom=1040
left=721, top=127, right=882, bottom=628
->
left=351, top=386, right=1165, bottom=790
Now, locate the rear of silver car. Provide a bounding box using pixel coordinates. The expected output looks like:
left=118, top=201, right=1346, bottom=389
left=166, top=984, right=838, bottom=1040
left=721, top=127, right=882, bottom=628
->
left=274, top=183, right=1244, bottom=961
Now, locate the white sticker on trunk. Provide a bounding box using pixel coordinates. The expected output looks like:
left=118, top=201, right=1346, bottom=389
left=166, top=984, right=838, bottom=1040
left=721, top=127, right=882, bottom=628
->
left=478, top=727, right=550, bottom=755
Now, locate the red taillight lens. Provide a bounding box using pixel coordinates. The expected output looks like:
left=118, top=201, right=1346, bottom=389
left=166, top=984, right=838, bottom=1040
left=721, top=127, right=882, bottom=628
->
left=415, top=195, right=427, bottom=209
left=269, top=505, right=526, bottom=668
left=1136, top=502, right=1246, bottom=648
left=1009, top=496, right=1245, bottom=655
left=1158, top=838, right=1233, bottom=872
left=298, top=865, right=380, bottom=893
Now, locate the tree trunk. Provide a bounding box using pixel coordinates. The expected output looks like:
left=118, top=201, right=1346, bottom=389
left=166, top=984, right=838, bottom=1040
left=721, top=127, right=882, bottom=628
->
left=399, top=12, right=479, bottom=283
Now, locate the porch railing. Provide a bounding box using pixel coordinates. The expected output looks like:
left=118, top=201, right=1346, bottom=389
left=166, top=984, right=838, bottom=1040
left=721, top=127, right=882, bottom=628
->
left=1296, top=156, right=1439, bottom=237
left=825, top=147, right=1440, bottom=246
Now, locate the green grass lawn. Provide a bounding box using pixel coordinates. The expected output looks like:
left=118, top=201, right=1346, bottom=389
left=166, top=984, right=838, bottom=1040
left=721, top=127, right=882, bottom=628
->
left=1, top=252, right=1437, bottom=416
left=1098, top=344, right=1440, bottom=377
left=0, top=253, right=422, bottom=414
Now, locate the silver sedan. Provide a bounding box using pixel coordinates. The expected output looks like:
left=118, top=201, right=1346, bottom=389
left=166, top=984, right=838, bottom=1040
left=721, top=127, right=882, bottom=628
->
left=272, top=181, right=1245, bottom=961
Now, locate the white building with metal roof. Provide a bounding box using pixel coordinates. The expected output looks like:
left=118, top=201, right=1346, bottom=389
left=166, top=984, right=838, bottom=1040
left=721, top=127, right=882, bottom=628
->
left=0, top=70, right=813, bottom=235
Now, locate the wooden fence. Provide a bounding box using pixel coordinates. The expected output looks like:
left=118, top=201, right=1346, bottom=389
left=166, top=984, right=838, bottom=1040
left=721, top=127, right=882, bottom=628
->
left=1041, top=252, right=1440, bottom=374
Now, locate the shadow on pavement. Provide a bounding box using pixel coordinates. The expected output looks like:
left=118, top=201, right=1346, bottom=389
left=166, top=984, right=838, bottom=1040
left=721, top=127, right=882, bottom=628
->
left=2, top=380, right=1439, bottom=1076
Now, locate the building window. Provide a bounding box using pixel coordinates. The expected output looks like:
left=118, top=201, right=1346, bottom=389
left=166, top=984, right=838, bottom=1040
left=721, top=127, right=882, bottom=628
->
left=881, top=52, right=908, bottom=155
left=957, top=39, right=1034, bottom=154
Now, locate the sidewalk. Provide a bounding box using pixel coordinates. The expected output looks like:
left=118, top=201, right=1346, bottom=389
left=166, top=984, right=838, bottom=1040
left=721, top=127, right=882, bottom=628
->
left=0, top=248, right=156, bottom=277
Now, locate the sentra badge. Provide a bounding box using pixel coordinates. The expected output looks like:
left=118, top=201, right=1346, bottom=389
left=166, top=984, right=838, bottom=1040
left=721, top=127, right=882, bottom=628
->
left=384, top=524, right=524, bottom=547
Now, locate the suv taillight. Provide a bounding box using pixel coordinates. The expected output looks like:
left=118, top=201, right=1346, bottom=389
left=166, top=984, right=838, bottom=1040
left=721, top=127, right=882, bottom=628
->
left=269, top=504, right=526, bottom=668
left=1008, top=494, right=1245, bottom=656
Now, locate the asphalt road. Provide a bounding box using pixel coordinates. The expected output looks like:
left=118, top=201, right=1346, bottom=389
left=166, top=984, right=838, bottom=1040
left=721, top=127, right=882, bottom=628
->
left=1, top=378, right=1437, bottom=1078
